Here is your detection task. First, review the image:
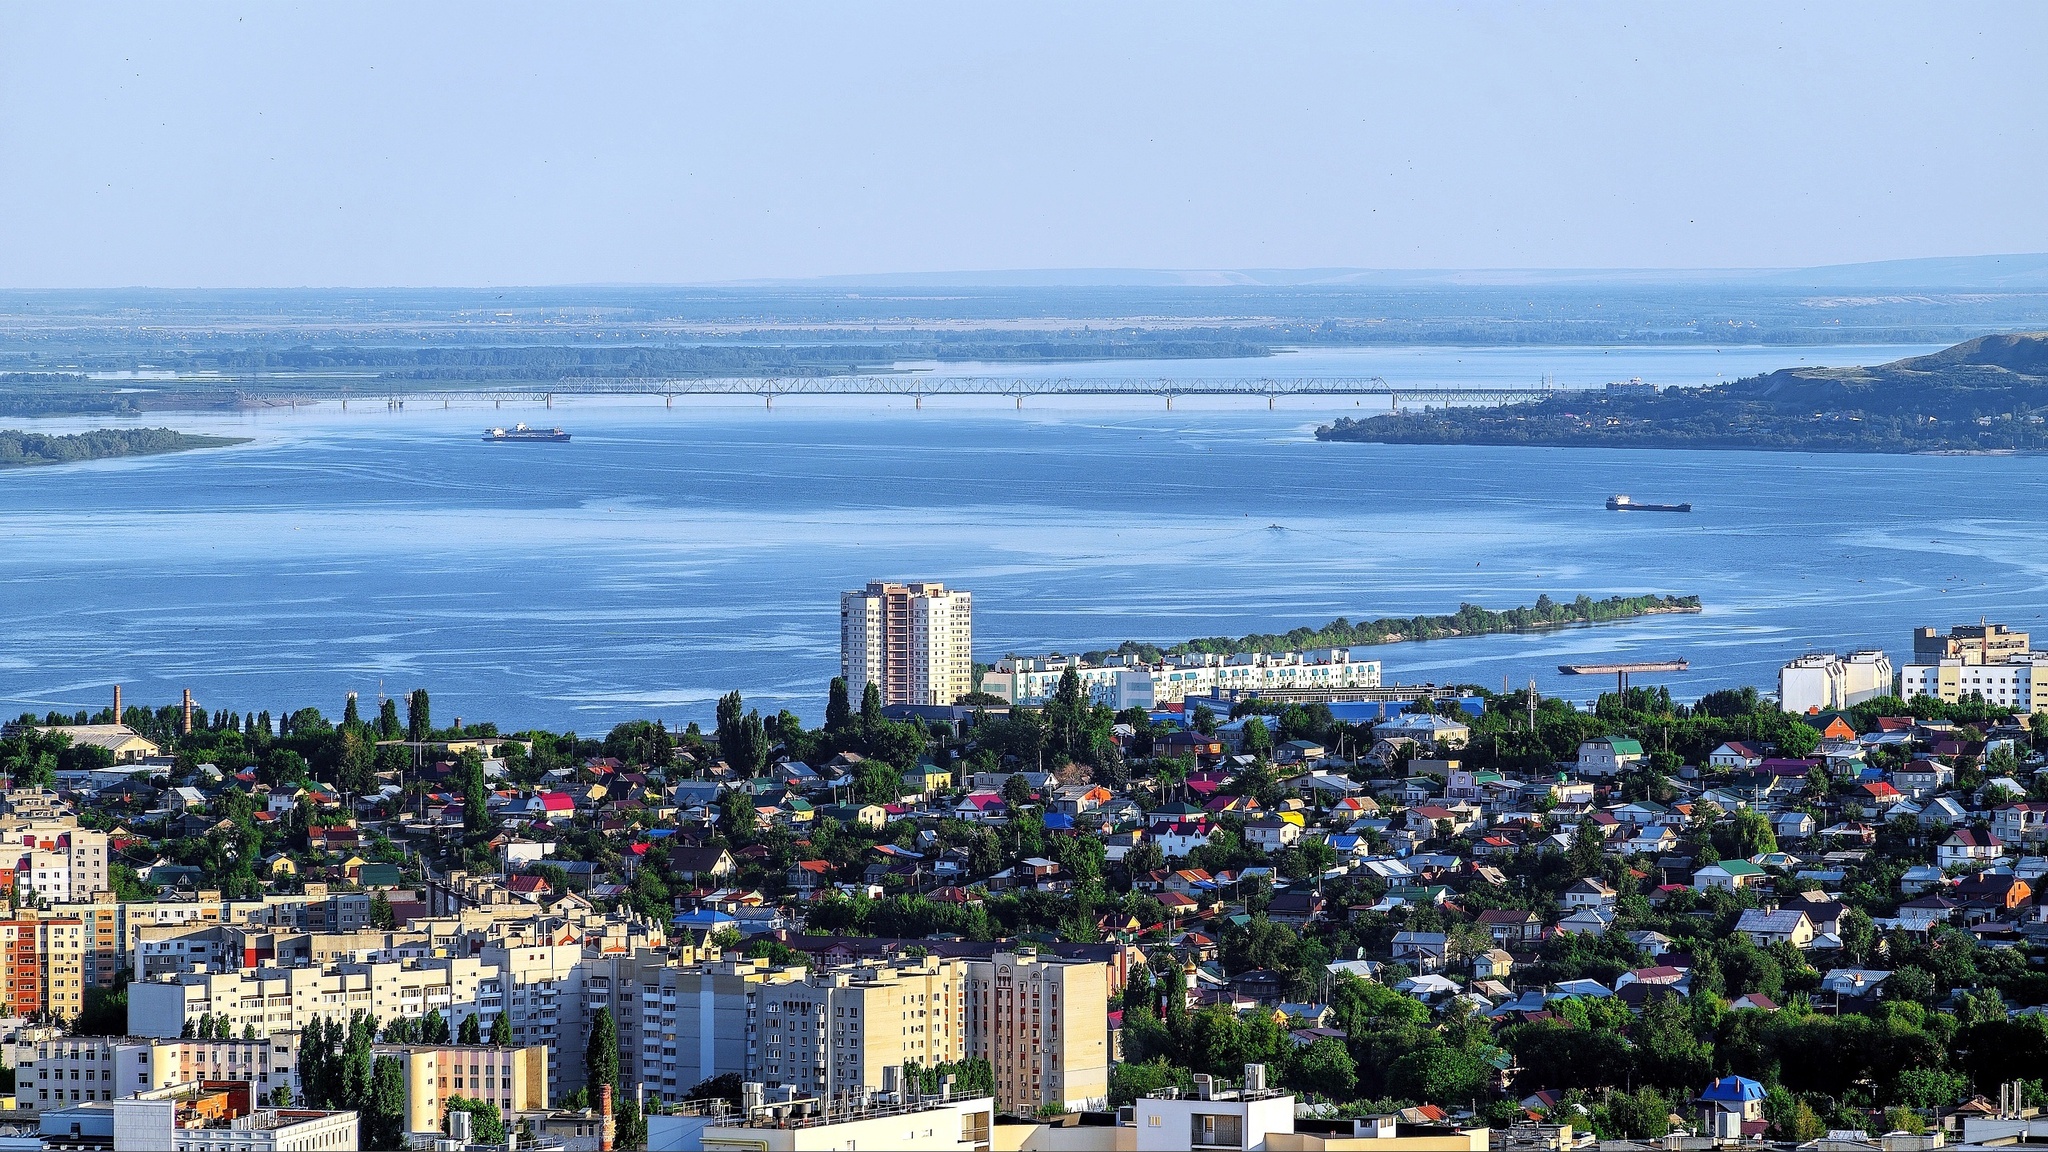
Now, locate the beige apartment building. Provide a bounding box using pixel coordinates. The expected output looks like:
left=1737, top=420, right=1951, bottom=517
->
left=965, top=951, right=1110, bottom=1114
left=37, top=917, right=86, bottom=1022
left=841, top=581, right=973, bottom=706
left=1914, top=622, right=2031, bottom=664
left=761, top=955, right=970, bottom=1103
left=375, top=1042, right=548, bottom=1136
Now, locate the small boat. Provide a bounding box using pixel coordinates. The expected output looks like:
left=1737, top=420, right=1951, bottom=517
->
left=482, top=423, right=571, bottom=443
left=1607, top=494, right=1690, bottom=513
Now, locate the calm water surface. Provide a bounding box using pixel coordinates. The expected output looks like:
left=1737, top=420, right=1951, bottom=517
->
left=9, top=342, right=2041, bottom=731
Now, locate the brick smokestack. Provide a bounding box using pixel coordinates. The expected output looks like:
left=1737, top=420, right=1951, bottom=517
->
left=112, top=685, right=121, bottom=721
left=600, top=1084, right=614, bottom=1152
left=181, top=689, right=192, bottom=735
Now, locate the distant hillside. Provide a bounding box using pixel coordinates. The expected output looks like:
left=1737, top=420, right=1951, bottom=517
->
left=1316, top=332, right=2048, bottom=454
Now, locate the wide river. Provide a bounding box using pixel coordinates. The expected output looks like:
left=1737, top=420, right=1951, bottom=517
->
left=8, top=342, right=2044, bottom=733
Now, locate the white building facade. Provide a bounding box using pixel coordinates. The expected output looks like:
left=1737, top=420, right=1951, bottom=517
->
left=1778, top=651, right=1893, bottom=713
left=981, top=648, right=1381, bottom=709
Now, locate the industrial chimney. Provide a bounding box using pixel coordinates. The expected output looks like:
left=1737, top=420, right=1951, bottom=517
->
left=112, top=685, right=121, bottom=722
left=181, top=689, right=193, bottom=735
left=599, top=1084, right=614, bottom=1152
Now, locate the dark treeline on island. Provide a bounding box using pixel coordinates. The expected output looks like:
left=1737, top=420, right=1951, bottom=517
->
left=1084, top=593, right=1701, bottom=663
left=0, top=427, right=248, bottom=468
left=1317, top=331, right=2048, bottom=454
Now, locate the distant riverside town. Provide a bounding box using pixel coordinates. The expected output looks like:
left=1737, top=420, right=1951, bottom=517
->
left=4, top=588, right=2048, bottom=1152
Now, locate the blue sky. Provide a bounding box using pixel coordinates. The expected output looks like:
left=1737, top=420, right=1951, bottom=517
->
left=0, top=2, right=2042, bottom=287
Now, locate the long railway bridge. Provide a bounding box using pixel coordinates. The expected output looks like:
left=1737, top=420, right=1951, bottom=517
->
left=337, top=375, right=1560, bottom=410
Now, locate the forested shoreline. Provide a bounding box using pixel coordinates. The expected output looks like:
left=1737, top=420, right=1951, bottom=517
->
left=0, top=427, right=248, bottom=468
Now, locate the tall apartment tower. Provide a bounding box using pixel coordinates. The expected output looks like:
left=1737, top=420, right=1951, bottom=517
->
left=840, top=581, right=973, bottom=706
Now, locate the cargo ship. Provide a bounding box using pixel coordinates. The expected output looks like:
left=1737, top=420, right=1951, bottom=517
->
left=482, top=424, right=571, bottom=443
left=1607, top=494, right=1691, bottom=513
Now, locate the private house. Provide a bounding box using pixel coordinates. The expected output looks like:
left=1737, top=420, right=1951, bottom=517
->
left=1391, top=930, right=1449, bottom=973
left=1576, top=736, right=1645, bottom=777
left=1772, top=811, right=1816, bottom=842
left=667, top=846, right=737, bottom=882
left=1937, top=829, right=2004, bottom=870
left=1372, top=714, right=1471, bottom=751
left=1893, top=761, right=1955, bottom=801
left=1993, top=802, right=2048, bottom=846
left=1266, top=889, right=1327, bottom=926
left=1564, top=877, right=1617, bottom=911
left=1707, top=742, right=1767, bottom=772
left=1698, top=1076, right=1768, bottom=1140
left=1476, top=908, right=1542, bottom=945
left=1275, top=739, right=1327, bottom=766
left=1693, top=859, right=1765, bottom=891
left=1735, top=907, right=1814, bottom=949
left=1244, top=816, right=1301, bottom=853
left=1473, top=948, right=1514, bottom=981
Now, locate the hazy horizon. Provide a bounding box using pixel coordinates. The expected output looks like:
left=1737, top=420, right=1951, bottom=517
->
left=2, top=2, right=2044, bottom=289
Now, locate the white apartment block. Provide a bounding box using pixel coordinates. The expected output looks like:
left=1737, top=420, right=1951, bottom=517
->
left=982, top=648, right=1381, bottom=710
left=1900, top=653, right=2048, bottom=713
left=127, top=959, right=492, bottom=1039
left=1778, top=650, right=1893, bottom=714
left=841, top=581, right=973, bottom=706
left=15, top=1035, right=299, bottom=1113
left=4, top=825, right=108, bottom=905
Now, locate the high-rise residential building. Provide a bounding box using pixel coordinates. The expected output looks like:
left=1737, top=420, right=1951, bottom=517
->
left=37, top=917, right=86, bottom=1022
left=1777, top=651, right=1893, bottom=714
left=15, top=1035, right=301, bottom=1113
left=759, top=955, right=970, bottom=1103
left=374, top=1043, right=549, bottom=1135
left=127, top=958, right=493, bottom=1039
left=965, top=951, right=1109, bottom=1114
left=1914, top=622, right=2031, bottom=665
left=841, top=582, right=973, bottom=706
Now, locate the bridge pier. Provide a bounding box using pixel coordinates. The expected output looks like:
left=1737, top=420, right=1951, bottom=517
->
left=443, top=399, right=449, bottom=409
left=1268, top=396, right=1275, bottom=410
left=495, top=399, right=501, bottom=409
left=341, top=398, right=347, bottom=411
left=1015, top=396, right=1023, bottom=410
left=764, top=395, right=773, bottom=409
left=545, top=394, right=553, bottom=408
left=914, top=395, right=922, bottom=410
left=1165, top=396, right=1173, bottom=410
left=665, top=395, right=673, bottom=409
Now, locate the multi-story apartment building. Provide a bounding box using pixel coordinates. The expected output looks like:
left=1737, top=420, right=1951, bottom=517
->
left=121, top=898, right=226, bottom=968
left=474, top=940, right=592, bottom=1101
left=49, top=894, right=123, bottom=989
left=982, top=648, right=1382, bottom=709
left=1914, top=622, right=2031, bottom=665
left=841, top=581, right=973, bottom=706
left=1778, top=651, right=1893, bottom=714
left=3, top=825, right=109, bottom=905
left=965, top=951, right=1109, bottom=1114
left=15, top=1034, right=300, bottom=1113
left=374, top=1043, right=548, bottom=1136
left=1899, top=653, right=2048, bottom=713
left=761, top=955, right=970, bottom=1103
left=37, top=916, right=86, bottom=1021
left=0, top=920, right=41, bottom=1017
left=127, top=958, right=493, bottom=1039
left=598, top=950, right=802, bottom=1105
